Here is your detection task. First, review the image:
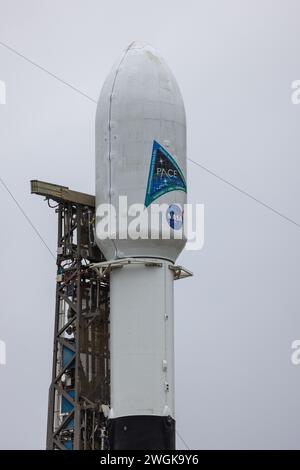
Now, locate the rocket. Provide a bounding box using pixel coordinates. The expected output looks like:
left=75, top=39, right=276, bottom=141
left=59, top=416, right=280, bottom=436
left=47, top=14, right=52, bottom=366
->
left=95, top=41, right=187, bottom=450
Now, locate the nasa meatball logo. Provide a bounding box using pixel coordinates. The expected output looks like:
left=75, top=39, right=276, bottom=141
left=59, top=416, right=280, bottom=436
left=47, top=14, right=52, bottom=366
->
left=166, top=204, right=183, bottom=230
left=145, top=140, right=186, bottom=207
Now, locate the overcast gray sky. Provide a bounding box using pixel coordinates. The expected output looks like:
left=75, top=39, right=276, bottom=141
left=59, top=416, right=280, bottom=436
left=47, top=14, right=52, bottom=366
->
left=1, top=0, right=300, bottom=450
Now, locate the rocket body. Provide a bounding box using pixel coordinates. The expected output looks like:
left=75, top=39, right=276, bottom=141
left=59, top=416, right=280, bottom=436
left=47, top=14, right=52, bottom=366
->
left=95, top=42, right=187, bottom=449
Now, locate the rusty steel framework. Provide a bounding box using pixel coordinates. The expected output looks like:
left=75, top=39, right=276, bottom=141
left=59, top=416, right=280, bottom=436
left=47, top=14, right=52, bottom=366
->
left=31, top=181, right=110, bottom=450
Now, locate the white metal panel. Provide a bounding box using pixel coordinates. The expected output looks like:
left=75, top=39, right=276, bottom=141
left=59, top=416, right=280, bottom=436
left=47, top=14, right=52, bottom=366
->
left=95, top=42, right=187, bottom=262
left=109, top=259, right=175, bottom=418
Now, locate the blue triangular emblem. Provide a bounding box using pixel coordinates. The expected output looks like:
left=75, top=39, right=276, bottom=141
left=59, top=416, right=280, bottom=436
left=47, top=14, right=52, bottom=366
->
left=145, top=140, right=186, bottom=207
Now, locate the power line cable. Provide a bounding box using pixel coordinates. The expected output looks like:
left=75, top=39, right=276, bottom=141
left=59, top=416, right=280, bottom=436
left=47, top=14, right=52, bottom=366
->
left=0, top=178, right=56, bottom=260
left=188, top=157, right=300, bottom=229
left=176, top=429, right=190, bottom=450
left=0, top=40, right=97, bottom=103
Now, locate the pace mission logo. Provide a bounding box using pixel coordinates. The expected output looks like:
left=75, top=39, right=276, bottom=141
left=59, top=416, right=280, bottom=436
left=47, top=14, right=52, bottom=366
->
left=145, top=140, right=186, bottom=207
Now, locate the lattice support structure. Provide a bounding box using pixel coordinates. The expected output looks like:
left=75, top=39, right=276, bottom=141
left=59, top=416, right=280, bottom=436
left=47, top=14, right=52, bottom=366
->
left=31, top=182, right=110, bottom=450
left=46, top=202, right=110, bottom=450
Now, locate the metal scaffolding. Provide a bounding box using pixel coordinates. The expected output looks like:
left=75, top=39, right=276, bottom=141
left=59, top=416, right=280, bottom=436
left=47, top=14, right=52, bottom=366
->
left=31, top=181, right=110, bottom=450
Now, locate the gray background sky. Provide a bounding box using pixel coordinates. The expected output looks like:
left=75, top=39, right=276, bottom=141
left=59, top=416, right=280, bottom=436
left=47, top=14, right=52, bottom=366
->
left=1, top=0, right=300, bottom=449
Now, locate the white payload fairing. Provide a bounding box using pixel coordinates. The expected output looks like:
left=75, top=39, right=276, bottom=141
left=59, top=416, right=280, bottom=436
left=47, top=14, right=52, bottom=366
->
left=95, top=41, right=187, bottom=449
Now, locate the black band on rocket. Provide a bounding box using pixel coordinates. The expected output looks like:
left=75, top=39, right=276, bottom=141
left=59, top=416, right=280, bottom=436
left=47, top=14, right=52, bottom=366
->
left=108, top=415, right=175, bottom=450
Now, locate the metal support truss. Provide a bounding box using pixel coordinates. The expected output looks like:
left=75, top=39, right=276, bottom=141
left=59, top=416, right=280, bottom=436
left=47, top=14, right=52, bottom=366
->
left=31, top=181, right=110, bottom=450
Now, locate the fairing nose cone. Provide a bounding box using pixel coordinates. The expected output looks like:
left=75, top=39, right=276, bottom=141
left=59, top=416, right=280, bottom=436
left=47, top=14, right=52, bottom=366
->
left=95, top=43, right=187, bottom=262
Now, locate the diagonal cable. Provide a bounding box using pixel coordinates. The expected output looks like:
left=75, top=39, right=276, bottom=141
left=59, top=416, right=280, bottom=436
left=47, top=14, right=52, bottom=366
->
left=176, top=429, right=190, bottom=450
left=0, top=40, right=97, bottom=103
left=188, top=158, right=300, bottom=229
left=0, top=178, right=56, bottom=260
